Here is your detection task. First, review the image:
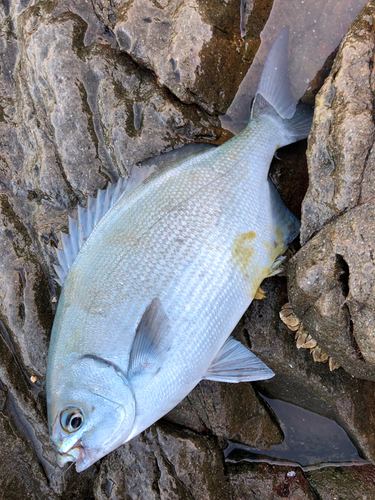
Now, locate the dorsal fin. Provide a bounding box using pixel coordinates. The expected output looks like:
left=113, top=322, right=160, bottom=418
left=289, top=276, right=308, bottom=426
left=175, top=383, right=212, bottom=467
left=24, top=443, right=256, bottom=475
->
left=53, top=165, right=154, bottom=285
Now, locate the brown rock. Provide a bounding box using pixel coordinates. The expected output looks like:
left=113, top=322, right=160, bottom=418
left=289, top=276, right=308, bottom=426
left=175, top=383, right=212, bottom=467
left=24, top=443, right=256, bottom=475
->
left=301, top=2, right=375, bottom=245
left=166, top=379, right=283, bottom=449
left=235, top=276, right=375, bottom=463
left=288, top=205, right=375, bottom=380
left=100, top=0, right=272, bottom=114
left=227, top=462, right=316, bottom=500
left=305, top=464, right=375, bottom=500
left=288, top=2, right=375, bottom=381
left=94, top=422, right=229, bottom=500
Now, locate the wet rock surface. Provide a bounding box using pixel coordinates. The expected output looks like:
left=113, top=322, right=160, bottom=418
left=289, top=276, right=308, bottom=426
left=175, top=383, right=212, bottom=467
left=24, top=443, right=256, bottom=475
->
left=227, top=462, right=317, bottom=500
left=93, top=422, right=229, bottom=500
left=288, top=2, right=375, bottom=381
left=0, top=0, right=374, bottom=499
left=97, top=0, right=272, bottom=115
left=165, top=379, right=283, bottom=449
left=227, top=462, right=375, bottom=500
left=233, top=276, right=375, bottom=464
left=305, top=464, right=375, bottom=500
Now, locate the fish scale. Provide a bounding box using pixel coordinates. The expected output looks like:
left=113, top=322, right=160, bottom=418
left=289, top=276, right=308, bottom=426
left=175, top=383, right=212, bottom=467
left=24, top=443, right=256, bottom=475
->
left=54, top=118, right=285, bottom=424
left=47, top=27, right=313, bottom=471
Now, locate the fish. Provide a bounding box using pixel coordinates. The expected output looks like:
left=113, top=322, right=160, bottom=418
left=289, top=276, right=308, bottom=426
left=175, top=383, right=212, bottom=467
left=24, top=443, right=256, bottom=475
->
left=47, top=26, right=313, bottom=472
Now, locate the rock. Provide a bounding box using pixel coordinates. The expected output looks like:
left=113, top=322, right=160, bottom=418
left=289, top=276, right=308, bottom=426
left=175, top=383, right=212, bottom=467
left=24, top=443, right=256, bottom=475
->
left=227, top=462, right=316, bottom=500
left=300, top=2, right=375, bottom=244
left=233, top=276, right=375, bottom=464
left=269, top=140, right=309, bottom=220
left=18, top=4, right=219, bottom=204
left=288, top=208, right=375, bottom=380
left=0, top=382, right=57, bottom=500
left=165, top=379, right=283, bottom=449
left=95, top=0, right=272, bottom=115
left=1, top=0, right=374, bottom=498
left=227, top=461, right=375, bottom=500
left=93, top=422, right=229, bottom=500
left=305, top=464, right=375, bottom=500
left=287, top=2, right=375, bottom=381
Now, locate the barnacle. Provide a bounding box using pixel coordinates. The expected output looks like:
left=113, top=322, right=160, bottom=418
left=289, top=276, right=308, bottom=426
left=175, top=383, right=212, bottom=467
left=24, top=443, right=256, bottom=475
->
left=279, top=303, right=340, bottom=371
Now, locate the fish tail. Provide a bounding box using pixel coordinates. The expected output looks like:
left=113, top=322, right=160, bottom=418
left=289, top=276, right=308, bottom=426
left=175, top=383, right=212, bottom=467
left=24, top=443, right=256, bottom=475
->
left=251, top=26, right=313, bottom=147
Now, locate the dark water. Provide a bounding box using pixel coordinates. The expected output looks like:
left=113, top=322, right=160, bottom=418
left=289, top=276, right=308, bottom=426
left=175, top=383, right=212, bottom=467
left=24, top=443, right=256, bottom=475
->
left=225, top=395, right=369, bottom=470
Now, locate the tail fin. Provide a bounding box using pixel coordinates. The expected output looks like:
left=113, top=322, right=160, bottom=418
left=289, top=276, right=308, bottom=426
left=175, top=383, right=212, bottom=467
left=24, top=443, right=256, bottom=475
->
left=251, top=26, right=313, bottom=146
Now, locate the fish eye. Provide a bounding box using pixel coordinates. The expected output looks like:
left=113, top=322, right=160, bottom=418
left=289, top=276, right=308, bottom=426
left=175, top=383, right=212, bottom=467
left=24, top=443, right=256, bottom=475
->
left=60, top=408, right=84, bottom=433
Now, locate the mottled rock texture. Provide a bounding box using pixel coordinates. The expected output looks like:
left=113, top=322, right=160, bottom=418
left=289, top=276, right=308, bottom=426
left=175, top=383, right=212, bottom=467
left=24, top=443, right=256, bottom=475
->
left=234, top=276, right=375, bottom=464
left=166, top=379, right=283, bottom=449
left=227, top=462, right=375, bottom=500
left=306, top=464, right=375, bottom=500
left=94, top=422, right=229, bottom=500
left=227, top=462, right=317, bottom=500
left=288, top=2, right=375, bottom=381
left=0, top=0, right=374, bottom=498
left=100, top=0, right=272, bottom=114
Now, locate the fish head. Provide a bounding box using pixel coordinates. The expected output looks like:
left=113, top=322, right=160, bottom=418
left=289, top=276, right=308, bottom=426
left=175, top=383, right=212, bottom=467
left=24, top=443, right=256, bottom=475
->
left=47, top=354, right=135, bottom=472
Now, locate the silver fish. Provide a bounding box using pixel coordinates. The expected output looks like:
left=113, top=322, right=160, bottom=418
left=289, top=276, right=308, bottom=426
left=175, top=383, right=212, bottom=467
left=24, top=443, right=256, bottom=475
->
left=47, top=27, right=312, bottom=471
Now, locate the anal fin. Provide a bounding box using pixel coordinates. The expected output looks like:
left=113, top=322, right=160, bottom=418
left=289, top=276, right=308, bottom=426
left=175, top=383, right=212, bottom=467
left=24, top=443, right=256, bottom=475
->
left=203, top=337, right=274, bottom=383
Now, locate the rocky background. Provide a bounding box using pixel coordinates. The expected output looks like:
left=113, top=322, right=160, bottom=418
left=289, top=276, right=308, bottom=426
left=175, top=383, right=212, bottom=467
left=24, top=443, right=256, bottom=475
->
left=1, top=0, right=375, bottom=498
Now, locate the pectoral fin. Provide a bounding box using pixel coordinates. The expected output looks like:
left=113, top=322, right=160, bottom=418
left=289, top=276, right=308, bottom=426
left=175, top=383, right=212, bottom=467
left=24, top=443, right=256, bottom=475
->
left=128, top=298, right=170, bottom=377
left=203, top=337, right=274, bottom=383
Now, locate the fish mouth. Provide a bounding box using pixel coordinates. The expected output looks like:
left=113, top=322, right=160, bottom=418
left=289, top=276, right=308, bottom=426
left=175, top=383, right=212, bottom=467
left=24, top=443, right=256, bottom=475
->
left=57, top=444, right=103, bottom=472
left=57, top=443, right=86, bottom=468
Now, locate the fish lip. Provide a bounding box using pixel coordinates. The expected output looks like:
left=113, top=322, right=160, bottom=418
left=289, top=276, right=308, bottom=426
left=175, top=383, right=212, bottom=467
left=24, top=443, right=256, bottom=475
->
left=75, top=455, right=97, bottom=472
left=57, top=443, right=86, bottom=468
left=57, top=443, right=102, bottom=472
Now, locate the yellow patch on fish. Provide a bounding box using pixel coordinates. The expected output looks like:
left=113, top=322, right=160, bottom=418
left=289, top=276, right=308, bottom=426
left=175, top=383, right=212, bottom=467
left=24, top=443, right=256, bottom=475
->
left=232, top=231, right=266, bottom=298
left=233, top=226, right=287, bottom=299
left=232, top=230, right=256, bottom=273
left=274, top=228, right=284, bottom=249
